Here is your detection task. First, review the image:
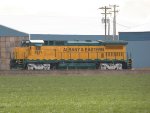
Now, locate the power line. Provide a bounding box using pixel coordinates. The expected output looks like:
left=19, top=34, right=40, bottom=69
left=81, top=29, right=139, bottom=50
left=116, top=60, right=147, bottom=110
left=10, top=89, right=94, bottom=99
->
left=108, top=15, right=150, bottom=29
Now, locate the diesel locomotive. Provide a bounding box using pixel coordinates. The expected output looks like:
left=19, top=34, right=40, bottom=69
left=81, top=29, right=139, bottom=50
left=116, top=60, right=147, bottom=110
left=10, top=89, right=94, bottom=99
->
left=10, top=40, right=132, bottom=70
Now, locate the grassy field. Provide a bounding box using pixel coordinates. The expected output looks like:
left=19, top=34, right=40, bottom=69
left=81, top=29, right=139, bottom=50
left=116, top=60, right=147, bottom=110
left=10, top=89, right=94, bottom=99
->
left=0, top=74, right=150, bottom=113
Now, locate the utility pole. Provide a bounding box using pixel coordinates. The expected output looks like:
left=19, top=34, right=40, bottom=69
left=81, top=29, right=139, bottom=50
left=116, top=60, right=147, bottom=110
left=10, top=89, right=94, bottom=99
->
left=108, top=19, right=110, bottom=36
left=110, top=5, right=119, bottom=40
left=99, top=6, right=111, bottom=40
left=29, top=34, right=31, bottom=40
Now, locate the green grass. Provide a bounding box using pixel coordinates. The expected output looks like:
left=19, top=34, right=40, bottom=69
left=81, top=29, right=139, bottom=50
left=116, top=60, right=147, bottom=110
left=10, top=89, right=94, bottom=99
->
left=0, top=74, right=150, bottom=113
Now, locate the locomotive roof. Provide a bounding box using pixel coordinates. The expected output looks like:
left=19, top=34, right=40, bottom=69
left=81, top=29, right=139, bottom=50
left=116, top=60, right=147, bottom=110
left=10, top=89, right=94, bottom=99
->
left=102, top=40, right=128, bottom=45
left=67, top=40, right=127, bottom=45
left=65, top=40, right=128, bottom=46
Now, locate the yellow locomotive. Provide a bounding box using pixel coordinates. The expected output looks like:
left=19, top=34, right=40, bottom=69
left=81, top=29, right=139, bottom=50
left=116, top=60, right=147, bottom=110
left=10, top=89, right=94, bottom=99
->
left=10, top=40, right=132, bottom=70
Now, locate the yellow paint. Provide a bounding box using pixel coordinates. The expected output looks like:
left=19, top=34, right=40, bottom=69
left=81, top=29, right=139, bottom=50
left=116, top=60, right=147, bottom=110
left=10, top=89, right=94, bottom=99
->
left=13, top=45, right=127, bottom=60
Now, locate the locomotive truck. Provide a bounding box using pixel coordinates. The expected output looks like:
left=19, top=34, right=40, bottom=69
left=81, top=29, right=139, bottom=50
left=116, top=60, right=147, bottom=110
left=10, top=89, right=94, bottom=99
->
left=10, top=40, right=132, bottom=70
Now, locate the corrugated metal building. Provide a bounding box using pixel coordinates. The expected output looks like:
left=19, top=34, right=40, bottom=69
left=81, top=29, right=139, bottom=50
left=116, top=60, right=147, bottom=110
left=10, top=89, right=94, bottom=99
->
left=119, top=32, right=150, bottom=68
left=0, top=25, right=29, bottom=70
left=31, top=34, right=105, bottom=41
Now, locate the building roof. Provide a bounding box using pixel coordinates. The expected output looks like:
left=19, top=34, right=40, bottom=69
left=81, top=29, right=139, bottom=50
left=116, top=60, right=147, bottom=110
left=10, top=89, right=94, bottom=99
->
left=0, top=25, right=28, bottom=37
left=119, top=32, right=150, bottom=41
left=30, top=34, right=107, bottom=41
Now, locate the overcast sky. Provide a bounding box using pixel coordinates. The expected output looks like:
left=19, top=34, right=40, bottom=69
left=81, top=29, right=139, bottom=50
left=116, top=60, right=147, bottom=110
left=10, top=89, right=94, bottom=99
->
left=0, top=0, right=150, bottom=35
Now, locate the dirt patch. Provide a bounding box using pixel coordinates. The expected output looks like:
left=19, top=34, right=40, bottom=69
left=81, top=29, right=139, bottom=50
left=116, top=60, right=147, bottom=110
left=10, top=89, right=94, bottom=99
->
left=0, top=69, right=150, bottom=76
